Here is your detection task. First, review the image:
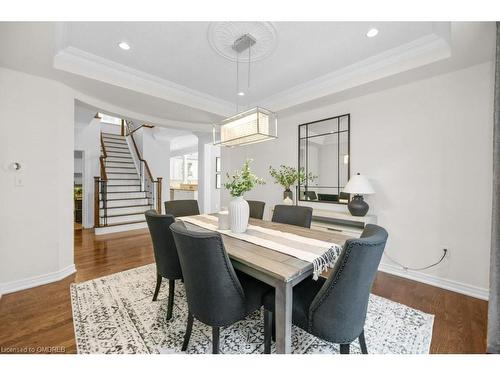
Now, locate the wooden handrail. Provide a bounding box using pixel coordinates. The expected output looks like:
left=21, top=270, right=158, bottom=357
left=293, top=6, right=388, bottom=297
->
left=127, top=123, right=154, bottom=136
left=128, top=129, right=155, bottom=182
left=126, top=123, right=163, bottom=215
left=99, top=133, right=108, bottom=181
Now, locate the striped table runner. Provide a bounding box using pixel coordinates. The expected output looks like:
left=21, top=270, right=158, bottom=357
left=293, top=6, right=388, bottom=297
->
left=180, top=214, right=343, bottom=280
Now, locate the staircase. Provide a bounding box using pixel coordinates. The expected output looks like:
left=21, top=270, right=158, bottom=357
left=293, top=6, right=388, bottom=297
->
left=94, top=131, right=161, bottom=235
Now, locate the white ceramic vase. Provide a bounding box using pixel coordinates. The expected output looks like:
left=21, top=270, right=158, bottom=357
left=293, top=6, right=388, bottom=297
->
left=228, top=196, right=249, bottom=233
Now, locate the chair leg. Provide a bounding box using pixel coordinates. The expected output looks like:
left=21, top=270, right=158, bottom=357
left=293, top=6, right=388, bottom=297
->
left=152, top=273, right=162, bottom=301
left=264, top=309, right=273, bottom=354
left=340, top=344, right=350, bottom=354
left=212, top=327, right=220, bottom=354
left=359, top=330, right=368, bottom=354
left=166, top=279, right=175, bottom=320
left=181, top=312, right=193, bottom=351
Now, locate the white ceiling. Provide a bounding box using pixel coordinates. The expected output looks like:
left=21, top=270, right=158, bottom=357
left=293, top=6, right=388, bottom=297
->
left=0, top=22, right=496, bottom=132
left=62, top=22, right=439, bottom=104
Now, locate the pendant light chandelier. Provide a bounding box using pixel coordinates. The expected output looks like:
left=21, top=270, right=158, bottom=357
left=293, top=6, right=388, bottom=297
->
left=213, top=33, right=278, bottom=147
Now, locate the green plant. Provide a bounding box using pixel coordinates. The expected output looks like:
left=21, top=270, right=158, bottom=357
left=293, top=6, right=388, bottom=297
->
left=224, top=159, right=265, bottom=197
left=269, top=165, right=316, bottom=190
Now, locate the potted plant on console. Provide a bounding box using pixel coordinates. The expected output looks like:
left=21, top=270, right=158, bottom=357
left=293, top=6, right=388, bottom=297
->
left=269, top=165, right=316, bottom=203
left=224, top=159, right=265, bottom=233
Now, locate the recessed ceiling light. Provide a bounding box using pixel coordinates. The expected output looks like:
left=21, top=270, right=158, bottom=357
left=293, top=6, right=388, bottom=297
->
left=237, top=92, right=245, bottom=96
left=366, top=28, right=379, bottom=38
left=118, top=41, right=131, bottom=50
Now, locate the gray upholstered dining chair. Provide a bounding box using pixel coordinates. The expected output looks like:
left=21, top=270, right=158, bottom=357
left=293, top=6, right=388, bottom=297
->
left=271, top=205, right=313, bottom=228
left=262, top=224, right=388, bottom=354
left=247, top=200, right=266, bottom=220
left=170, top=221, right=271, bottom=354
left=164, top=199, right=200, bottom=218
left=144, top=210, right=183, bottom=320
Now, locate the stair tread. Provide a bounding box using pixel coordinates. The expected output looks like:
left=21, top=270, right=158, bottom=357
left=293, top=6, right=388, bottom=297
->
left=102, top=132, right=125, bottom=137
left=101, top=211, right=148, bottom=218
left=100, top=220, right=146, bottom=228
left=104, top=190, right=146, bottom=193
left=101, top=204, right=152, bottom=209
left=102, top=198, right=147, bottom=202
left=105, top=150, right=130, bottom=154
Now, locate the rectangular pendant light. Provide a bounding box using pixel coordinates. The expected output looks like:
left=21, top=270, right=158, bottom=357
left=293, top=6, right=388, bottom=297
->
left=213, top=107, right=278, bottom=147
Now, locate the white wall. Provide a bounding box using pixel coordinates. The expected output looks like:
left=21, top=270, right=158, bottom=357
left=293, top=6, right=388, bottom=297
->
left=222, top=62, right=494, bottom=299
left=74, top=116, right=100, bottom=228
left=0, top=67, right=75, bottom=294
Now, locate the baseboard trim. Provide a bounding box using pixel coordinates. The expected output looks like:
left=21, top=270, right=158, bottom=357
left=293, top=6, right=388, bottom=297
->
left=0, top=264, right=76, bottom=296
left=379, top=262, right=489, bottom=301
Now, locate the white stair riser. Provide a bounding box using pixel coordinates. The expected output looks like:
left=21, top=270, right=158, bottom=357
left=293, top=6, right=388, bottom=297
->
left=102, top=134, right=125, bottom=140
left=106, top=157, right=133, bottom=163
left=100, top=206, right=151, bottom=216
left=103, top=191, right=147, bottom=199
left=101, top=198, right=149, bottom=208
left=107, top=179, right=140, bottom=186
left=105, top=161, right=136, bottom=168
left=103, top=140, right=127, bottom=146
left=106, top=167, right=138, bottom=174
left=107, top=173, right=138, bottom=179
left=105, top=213, right=145, bottom=224
left=106, top=152, right=132, bottom=158
left=106, top=185, right=141, bottom=193
left=105, top=146, right=129, bottom=152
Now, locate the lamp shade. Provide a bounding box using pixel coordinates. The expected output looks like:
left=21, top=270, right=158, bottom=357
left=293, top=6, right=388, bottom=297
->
left=343, top=173, right=375, bottom=195
left=213, top=107, right=278, bottom=147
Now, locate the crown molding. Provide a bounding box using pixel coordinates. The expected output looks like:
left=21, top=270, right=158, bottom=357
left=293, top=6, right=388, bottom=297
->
left=54, top=46, right=235, bottom=117
left=73, top=92, right=213, bottom=133
left=254, top=33, right=452, bottom=112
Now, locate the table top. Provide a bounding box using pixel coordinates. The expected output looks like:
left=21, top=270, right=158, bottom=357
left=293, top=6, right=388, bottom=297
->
left=217, top=217, right=353, bottom=283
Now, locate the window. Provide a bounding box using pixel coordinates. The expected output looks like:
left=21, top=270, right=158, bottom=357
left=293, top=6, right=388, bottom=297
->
left=98, top=113, right=122, bottom=125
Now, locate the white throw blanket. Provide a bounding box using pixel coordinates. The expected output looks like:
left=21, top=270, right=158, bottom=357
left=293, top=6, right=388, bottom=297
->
left=180, top=214, right=343, bottom=280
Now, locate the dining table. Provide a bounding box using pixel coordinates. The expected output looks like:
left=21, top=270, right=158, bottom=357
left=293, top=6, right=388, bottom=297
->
left=184, top=215, right=353, bottom=354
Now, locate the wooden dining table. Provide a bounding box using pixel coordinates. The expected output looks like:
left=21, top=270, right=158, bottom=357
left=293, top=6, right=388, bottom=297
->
left=188, top=215, right=353, bottom=354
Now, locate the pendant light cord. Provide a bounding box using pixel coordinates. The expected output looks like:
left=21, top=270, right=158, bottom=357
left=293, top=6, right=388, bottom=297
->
left=236, top=51, right=240, bottom=112
left=248, top=42, right=251, bottom=88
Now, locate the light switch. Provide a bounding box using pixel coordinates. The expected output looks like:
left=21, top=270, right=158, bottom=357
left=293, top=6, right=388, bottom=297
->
left=15, top=176, right=24, bottom=187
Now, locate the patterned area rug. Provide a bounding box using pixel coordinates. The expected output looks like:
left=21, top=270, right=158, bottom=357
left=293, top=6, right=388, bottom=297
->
left=70, top=264, right=434, bottom=354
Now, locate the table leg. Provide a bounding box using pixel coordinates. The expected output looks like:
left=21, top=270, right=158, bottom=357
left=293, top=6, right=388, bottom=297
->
left=275, top=281, right=292, bottom=354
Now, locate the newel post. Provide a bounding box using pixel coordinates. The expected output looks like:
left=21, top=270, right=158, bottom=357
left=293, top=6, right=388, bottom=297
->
left=94, top=177, right=100, bottom=228
left=156, top=177, right=163, bottom=214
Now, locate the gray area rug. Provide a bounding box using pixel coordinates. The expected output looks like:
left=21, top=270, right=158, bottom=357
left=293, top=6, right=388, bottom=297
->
left=70, top=264, right=434, bottom=354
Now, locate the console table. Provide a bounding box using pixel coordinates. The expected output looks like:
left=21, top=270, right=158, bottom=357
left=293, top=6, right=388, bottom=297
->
left=309, top=209, right=377, bottom=237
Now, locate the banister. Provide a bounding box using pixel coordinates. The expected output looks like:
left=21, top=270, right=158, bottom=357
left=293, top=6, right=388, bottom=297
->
left=99, top=133, right=108, bottom=181
left=123, top=120, right=163, bottom=215
left=127, top=123, right=154, bottom=136
left=156, top=177, right=162, bottom=213
left=127, top=128, right=155, bottom=182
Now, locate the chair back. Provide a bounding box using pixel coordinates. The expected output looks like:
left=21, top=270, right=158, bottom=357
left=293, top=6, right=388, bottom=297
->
left=272, top=205, right=313, bottom=228
left=144, top=210, right=182, bottom=280
left=308, top=224, right=388, bottom=343
left=170, top=221, right=246, bottom=327
left=164, top=200, right=200, bottom=218
left=247, top=200, right=265, bottom=220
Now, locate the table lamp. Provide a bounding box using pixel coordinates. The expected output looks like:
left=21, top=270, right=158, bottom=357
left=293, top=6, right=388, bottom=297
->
left=343, top=173, right=375, bottom=217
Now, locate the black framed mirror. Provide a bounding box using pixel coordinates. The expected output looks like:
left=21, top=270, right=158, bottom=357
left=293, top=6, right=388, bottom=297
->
left=298, top=114, right=350, bottom=204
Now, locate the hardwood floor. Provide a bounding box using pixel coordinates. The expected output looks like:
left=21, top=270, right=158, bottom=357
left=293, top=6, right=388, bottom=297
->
left=0, top=228, right=488, bottom=354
